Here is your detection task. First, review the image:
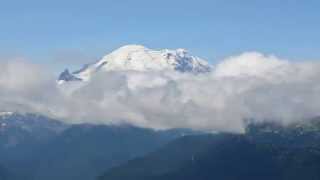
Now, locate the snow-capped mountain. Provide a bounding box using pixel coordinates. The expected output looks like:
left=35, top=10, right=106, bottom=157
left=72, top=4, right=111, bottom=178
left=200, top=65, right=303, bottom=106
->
left=58, top=45, right=211, bottom=83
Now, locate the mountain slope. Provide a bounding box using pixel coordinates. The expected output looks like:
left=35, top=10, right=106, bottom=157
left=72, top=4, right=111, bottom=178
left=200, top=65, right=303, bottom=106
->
left=58, top=45, right=211, bottom=83
left=0, top=113, right=67, bottom=159
left=0, top=113, right=69, bottom=179
left=159, top=137, right=320, bottom=180
left=99, top=127, right=320, bottom=180
left=0, top=165, right=9, bottom=180
left=98, top=134, right=232, bottom=180
left=0, top=113, right=189, bottom=180
left=30, top=125, right=184, bottom=180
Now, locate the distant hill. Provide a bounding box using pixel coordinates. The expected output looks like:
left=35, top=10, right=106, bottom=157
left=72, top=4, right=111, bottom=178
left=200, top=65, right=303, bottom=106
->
left=2, top=113, right=320, bottom=180
left=0, top=113, right=189, bottom=180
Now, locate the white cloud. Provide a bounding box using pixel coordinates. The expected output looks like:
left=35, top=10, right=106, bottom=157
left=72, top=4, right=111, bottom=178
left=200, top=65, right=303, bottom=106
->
left=1, top=53, right=320, bottom=133
left=0, top=59, right=59, bottom=114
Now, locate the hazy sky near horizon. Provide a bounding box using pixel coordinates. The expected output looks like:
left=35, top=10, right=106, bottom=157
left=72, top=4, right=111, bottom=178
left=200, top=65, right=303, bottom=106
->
left=0, top=0, right=319, bottom=71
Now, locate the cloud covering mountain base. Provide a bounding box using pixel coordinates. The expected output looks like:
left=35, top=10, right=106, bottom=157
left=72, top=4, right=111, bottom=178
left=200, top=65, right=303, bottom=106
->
left=1, top=52, right=320, bottom=133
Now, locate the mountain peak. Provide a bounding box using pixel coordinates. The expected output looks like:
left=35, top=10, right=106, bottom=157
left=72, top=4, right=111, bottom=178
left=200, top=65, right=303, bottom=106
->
left=58, top=45, right=211, bottom=83
left=58, top=69, right=82, bottom=84
left=114, top=44, right=148, bottom=52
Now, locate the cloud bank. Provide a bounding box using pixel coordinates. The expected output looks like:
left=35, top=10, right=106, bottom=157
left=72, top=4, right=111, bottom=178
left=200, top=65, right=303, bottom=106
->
left=1, top=52, right=320, bottom=133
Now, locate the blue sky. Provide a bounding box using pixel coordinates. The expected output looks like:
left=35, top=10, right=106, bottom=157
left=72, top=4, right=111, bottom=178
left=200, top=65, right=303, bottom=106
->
left=0, top=0, right=319, bottom=71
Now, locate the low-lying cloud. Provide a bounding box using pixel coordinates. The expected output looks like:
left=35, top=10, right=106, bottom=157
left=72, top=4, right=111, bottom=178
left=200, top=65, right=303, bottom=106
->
left=1, top=52, right=320, bottom=133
